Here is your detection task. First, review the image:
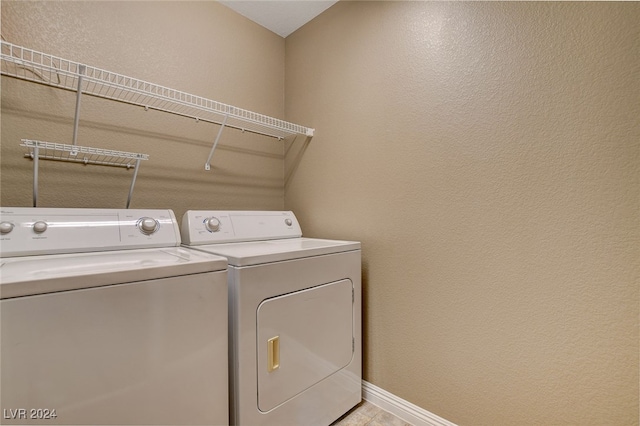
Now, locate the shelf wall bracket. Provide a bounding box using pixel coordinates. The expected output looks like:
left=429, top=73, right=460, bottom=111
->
left=71, top=64, right=86, bottom=149
left=205, top=114, right=228, bottom=171
left=125, top=158, right=142, bottom=209
left=32, top=144, right=39, bottom=207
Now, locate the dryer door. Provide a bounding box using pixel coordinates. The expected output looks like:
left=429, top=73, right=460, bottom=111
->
left=256, top=279, right=354, bottom=412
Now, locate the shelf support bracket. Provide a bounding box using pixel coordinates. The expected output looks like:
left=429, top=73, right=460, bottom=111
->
left=205, top=114, right=228, bottom=171
left=32, top=144, right=39, bottom=207
left=125, top=158, right=142, bottom=209
left=71, top=64, right=86, bottom=149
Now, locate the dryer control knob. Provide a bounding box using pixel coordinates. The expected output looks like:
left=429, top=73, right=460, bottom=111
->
left=33, top=221, right=48, bottom=234
left=285, top=218, right=292, bottom=226
left=0, top=221, right=14, bottom=234
left=139, top=217, right=159, bottom=235
left=205, top=217, right=221, bottom=232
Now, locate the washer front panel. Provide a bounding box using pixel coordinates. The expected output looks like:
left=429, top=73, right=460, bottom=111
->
left=1, top=271, right=228, bottom=426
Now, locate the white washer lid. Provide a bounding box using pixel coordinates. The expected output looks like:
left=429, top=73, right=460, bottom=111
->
left=0, top=247, right=227, bottom=299
left=187, top=237, right=361, bottom=267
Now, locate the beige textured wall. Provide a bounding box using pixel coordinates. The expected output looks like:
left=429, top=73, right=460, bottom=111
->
left=1, top=1, right=286, bottom=220
left=285, top=2, right=639, bottom=425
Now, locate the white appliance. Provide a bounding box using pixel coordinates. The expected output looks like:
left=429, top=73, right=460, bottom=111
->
left=0, top=207, right=229, bottom=426
left=181, top=210, right=362, bottom=426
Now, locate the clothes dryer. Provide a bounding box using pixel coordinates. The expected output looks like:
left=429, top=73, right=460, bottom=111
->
left=181, top=210, right=361, bottom=426
left=0, top=207, right=228, bottom=425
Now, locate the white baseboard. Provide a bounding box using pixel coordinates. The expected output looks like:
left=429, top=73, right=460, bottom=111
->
left=362, top=381, right=457, bottom=426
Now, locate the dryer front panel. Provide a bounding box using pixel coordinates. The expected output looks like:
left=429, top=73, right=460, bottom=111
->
left=256, top=279, right=353, bottom=412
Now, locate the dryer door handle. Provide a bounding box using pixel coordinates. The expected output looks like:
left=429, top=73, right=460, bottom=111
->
left=267, top=336, right=280, bottom=372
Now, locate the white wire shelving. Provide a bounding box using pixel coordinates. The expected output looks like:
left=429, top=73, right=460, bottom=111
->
left=20, top=140, right=149, bottom=208
left=21, top=140, right=149, bottom=168
left=1, top=41, right=315, bottom=171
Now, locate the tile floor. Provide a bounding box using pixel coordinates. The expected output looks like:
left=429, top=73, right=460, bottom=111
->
left=331, top=400, right=412, bottom=426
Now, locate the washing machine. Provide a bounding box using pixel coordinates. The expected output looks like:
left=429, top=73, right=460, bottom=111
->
left=180, top=210, right=362, bottom=426
left=0, top=207, right=229, bottom=426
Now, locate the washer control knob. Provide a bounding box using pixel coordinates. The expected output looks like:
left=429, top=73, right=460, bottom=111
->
left=0, top=222, right=14, bottom=234
left=205, top=217, right=221, bottom=232
left=33, top=221, right=48, bottom=234
left=285, top=218, right=292, bottom=226
left=139, top=217, right=159, bottom=235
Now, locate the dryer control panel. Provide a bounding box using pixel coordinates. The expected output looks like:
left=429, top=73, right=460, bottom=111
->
left=0, top=207, right=181, bottom=257
left=181, top=210, right=302, bottom=245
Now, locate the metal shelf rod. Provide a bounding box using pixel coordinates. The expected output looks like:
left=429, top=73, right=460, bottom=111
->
left=33, top=144, right=39, bottom=207
left=71, top=64, right=85, bottom=146
left=126, top=158, right=142, bottom=209
left=205, top=114, right=228, bottom=171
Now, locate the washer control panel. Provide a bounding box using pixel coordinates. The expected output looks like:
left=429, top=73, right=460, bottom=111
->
left=181, top=210, right=302, bottom=245
left=0, top=207, right=181, bottom=258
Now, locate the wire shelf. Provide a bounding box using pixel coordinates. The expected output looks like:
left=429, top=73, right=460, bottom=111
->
left=21, top=139, right=149, bottom=168
left=20, top=139, right=148, bottom=208
left=1, top=41, right=314, bottom=140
